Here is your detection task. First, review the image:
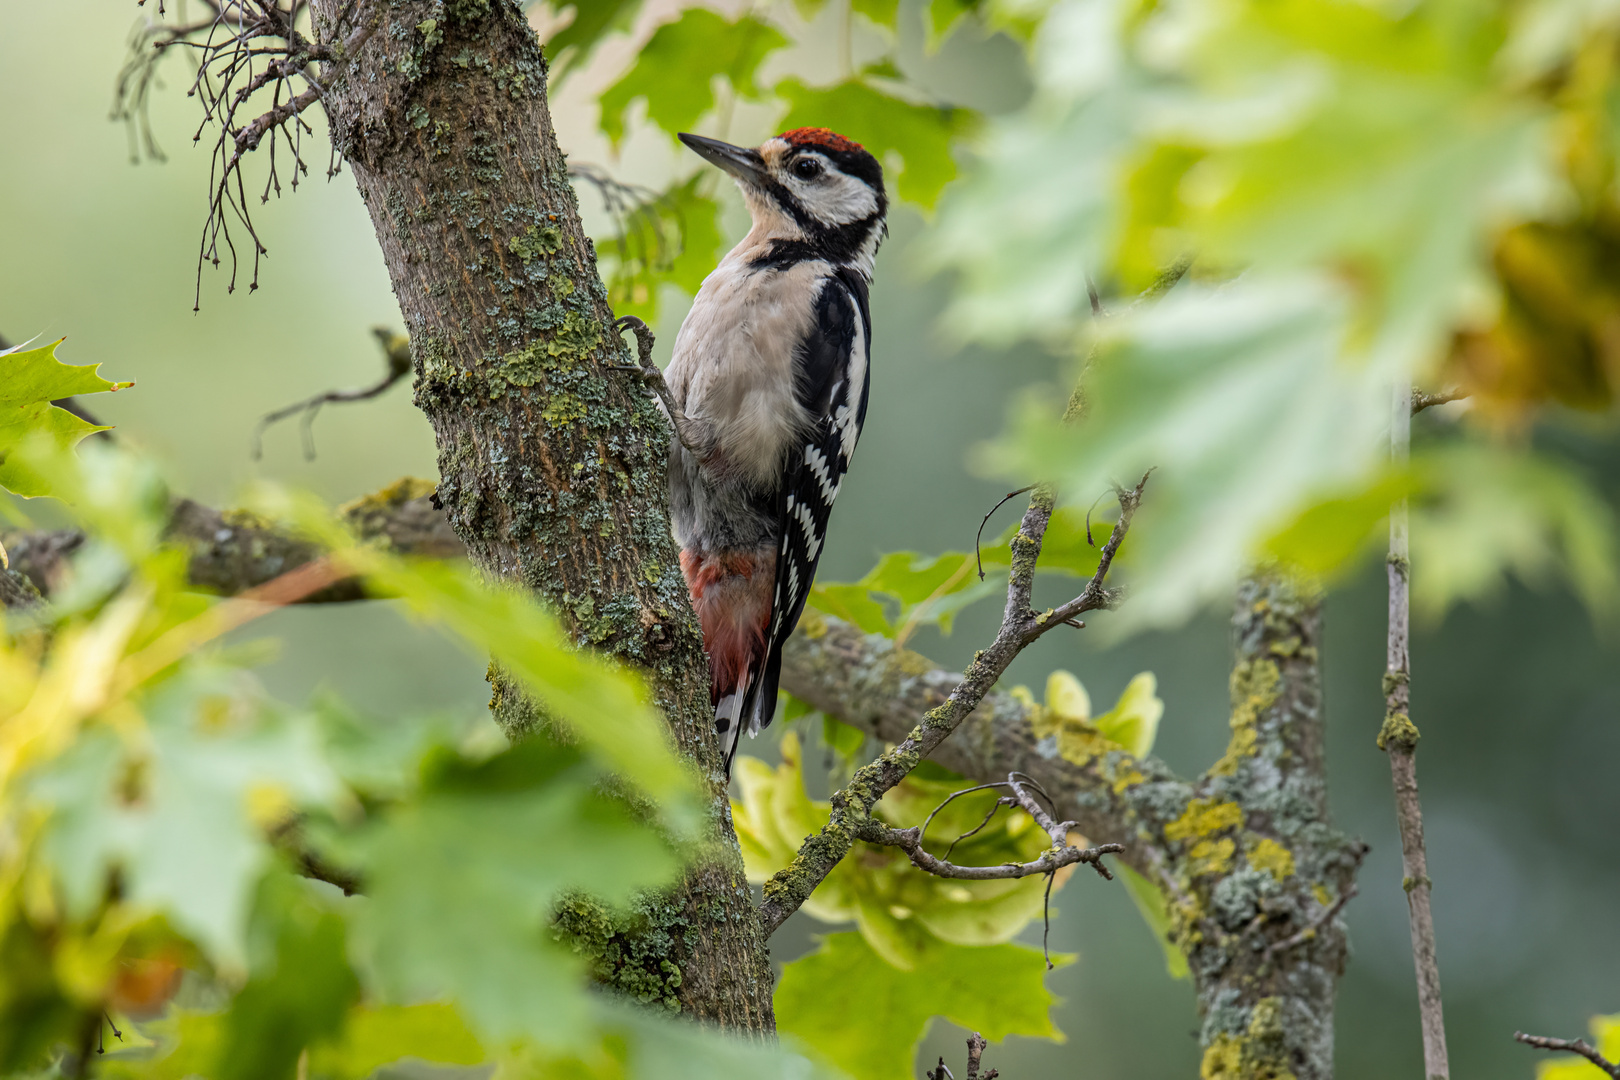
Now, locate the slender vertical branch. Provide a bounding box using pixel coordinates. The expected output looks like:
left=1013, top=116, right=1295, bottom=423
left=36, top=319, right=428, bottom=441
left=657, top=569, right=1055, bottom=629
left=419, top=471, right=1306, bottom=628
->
left=1384, top=380, right=1449, bottom=1079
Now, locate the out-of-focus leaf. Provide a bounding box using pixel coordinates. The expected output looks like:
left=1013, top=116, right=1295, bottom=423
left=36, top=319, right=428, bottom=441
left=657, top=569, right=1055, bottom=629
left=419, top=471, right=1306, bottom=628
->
left=854, top=0, right=902, bottom=29
left=352, top=737, right=678, bottom=1047
left=921, top=0, right=1138, bottom=343
left=1447, top=220, right=1620, bottom=422
left=321, top=542, right=694, bottom=808
left=1117, top=864, right=1188, bottom=980
left=1263, top=469, right=1410, bottom=580
left=776, top=931, right=1066, bottom=1080
left=776, top=78, right=977, bottom=208
left=31, top=671, right=344, bottom=972
left=0, top=339, right=131, bottom=498
left=981, top=278, right=1386, bottom=632
left=1091, top=671, right=1161, bottom=759
left=539, top=0, right=643, bottom=73
left=807, top=581, right=895, bottom=636
left=587, top=175, right=724, bottom=323
left=307, top=1004, right=483, bottom=1079
left=1409, top=442, right=1620, bottom=622
left=217, top=878, right=358, bottom=1080
left=599, top=11, right=788, bottom=145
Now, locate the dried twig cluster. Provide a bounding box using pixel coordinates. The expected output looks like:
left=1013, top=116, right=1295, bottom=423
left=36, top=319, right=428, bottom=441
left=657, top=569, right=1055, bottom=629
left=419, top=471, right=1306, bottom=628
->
left=111, top=1, right=378, bottom=307
left=925, top=1032, right=998, bottom=1080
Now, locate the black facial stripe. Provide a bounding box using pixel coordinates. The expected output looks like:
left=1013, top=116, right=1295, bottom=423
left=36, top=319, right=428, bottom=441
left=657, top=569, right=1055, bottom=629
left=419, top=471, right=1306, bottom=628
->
left=748, top=208, right=886, bottom=271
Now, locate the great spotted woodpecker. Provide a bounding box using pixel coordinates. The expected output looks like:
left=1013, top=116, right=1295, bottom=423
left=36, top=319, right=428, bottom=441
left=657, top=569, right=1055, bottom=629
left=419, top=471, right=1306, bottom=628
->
left=620, top=128, right=886, bottom=777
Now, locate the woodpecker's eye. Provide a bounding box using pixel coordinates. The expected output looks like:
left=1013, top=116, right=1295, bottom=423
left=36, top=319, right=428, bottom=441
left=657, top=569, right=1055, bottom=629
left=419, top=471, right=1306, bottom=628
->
left=792, top=157, right=823, bottom=181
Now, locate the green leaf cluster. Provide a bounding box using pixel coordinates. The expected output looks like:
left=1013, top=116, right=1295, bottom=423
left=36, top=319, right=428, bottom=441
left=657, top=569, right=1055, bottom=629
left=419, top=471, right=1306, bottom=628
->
left=0, top=440, right=818, bottom=1079
left=929, top=0, right=1620, bottom=631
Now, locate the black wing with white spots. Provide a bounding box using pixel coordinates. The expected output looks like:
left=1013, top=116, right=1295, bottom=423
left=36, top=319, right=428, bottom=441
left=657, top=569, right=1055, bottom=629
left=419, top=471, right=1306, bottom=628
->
left=743, top=268, right=872, bottom=737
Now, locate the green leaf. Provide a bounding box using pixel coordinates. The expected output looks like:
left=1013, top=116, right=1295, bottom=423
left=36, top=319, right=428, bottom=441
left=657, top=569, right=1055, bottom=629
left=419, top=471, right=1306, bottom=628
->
left=31, top=671, right=344, bottom=972
left=598, top=11, right=788, bottom=144
left=775, top=78, right=976, bottom=208
left=0, top=339, right=131, bottom=498
left=776, top=932, right=1066, bottom=1080
left=807, top=581, right=895, bottom=635
left=1117, top=865, right=1188, bottom=980
left=1090, top=672, right=1162, bottom=759
left=1263, top=469, right=1410, bottom=580
left=217, top=879, right=359, bottom=1080
left=541, top=0, right=643, bottom=73
left=355, top=555, right=694, bottom=807
left=853, top=0, right=902, bottom=29
left=352, top=738, right=678, bottom=1047
left=1409, top=442, right=1620, bottom=622
left=980, top=278, right=1388, bottom=632
left=307, top=1004, right=483, bottom=1079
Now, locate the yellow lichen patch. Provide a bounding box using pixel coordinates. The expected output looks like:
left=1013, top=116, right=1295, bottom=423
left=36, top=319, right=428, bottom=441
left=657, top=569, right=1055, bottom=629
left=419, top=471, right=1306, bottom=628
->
left=1312, top=882, right=1332, bottom=907
left=1187, top=837, right=1235, bottom=877
left=1200, top=997, right=1298, bottom=1080
left=1165, top=798, right=1244, bottom=842
left=1211, top=658, right=1281, bottom=776
left=1110, top=766, right=1145, bottom=794
left=1244, top=836, right=1295, bottom=881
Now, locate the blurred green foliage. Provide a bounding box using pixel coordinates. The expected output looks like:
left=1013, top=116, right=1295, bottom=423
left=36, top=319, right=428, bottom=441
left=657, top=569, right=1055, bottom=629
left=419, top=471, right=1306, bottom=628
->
left=0, top=438, right=813, bottom=1077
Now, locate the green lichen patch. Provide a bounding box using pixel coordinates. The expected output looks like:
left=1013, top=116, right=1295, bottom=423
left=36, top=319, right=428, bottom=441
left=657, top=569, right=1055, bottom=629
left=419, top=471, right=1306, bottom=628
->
left=509, top=222, right=564, bottom=263
left=1377, top=711, right=1420, bottom=752
left=552, top=892, right=688, bottom=1011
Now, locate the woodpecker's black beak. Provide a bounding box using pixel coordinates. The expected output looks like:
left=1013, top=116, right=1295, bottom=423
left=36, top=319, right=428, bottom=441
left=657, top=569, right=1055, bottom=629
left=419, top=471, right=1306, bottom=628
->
left=679, top=133, right=767, bottom=187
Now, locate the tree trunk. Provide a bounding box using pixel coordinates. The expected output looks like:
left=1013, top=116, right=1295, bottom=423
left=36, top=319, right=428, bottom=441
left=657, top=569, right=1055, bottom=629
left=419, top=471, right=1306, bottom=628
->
left=306, top=0, right=773, bottom=1031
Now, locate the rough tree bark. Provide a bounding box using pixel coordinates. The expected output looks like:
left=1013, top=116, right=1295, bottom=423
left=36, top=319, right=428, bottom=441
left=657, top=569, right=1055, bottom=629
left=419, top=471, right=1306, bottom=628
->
left=303, top=0, right=773, bottom=1029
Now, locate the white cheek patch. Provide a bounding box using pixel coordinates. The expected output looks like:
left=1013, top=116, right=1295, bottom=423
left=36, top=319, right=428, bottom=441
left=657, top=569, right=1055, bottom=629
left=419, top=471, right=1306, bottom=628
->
left=794, top=172, right=879, bottom=228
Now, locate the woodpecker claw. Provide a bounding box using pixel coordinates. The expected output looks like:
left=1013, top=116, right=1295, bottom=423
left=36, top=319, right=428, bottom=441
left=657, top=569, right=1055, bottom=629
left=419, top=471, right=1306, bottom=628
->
left=611, top=315, right=708, bottom=459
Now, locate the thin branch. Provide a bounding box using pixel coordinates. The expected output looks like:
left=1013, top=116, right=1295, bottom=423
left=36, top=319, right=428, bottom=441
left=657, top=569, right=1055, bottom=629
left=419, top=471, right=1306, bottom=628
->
left=1412, top=388, right=1467, bottom=415
left=1515, top=1032, right=1620, bottom=1078
left=1267, top=884, right=1358, bottom=957
left=756, top=475, right=1147, bottom=937
left=861, top=821, right=1121, bottom=883
left=1386, top=377, right=1450, bottom=1078
left=975, top=487, right=1033, bottom=581
left=928, top=1033, right=999, bottom=1080
left=251, top=326, right=412, bottom=460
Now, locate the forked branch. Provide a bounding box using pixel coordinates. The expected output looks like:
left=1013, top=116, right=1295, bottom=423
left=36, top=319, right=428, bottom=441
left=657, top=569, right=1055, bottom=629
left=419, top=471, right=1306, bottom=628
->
left=756, top=474, right=1149, bottom=937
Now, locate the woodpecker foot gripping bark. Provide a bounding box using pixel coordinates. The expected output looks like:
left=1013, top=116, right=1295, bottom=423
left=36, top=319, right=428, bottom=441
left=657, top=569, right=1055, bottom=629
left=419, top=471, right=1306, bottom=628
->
left=611, top=316, right=707, bottom=457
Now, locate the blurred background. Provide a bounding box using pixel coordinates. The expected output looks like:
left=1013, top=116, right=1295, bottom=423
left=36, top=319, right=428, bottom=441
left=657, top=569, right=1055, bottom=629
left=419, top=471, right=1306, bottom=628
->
left=3, top=1, right=1617, bottom=1076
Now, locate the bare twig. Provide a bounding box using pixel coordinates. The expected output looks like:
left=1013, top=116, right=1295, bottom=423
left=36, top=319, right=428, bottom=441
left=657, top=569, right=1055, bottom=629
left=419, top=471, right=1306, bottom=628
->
left=1515, top=1032, right=1620, bottom=1078
left=975, top=487, right=1033, bottom=581
left=251, top=326, right=411, bottom=460
left=1411, top=388, right=1467, bottom=415
left=113, top=2, right=380, bottom=306
left=1385, top=377, right=1450, bottom=1078
left=756, top=474, right=1148, bottom=937
left=1267, top=884, right=1358, bottom=957
left=927, top=1033, right=999, bottom=1080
